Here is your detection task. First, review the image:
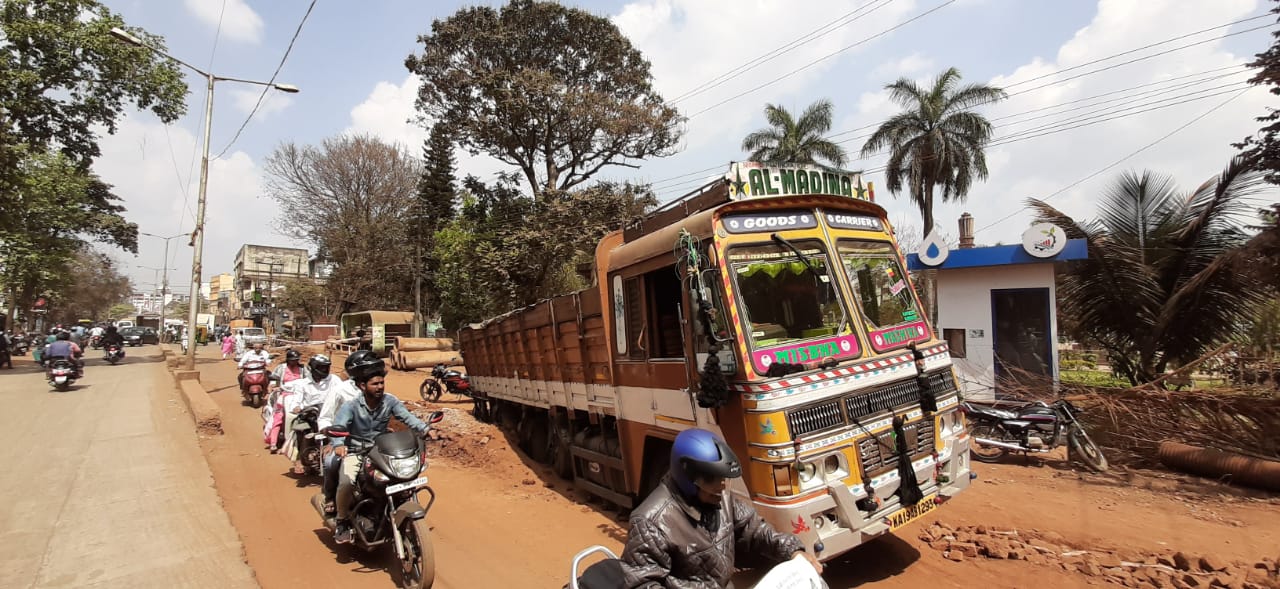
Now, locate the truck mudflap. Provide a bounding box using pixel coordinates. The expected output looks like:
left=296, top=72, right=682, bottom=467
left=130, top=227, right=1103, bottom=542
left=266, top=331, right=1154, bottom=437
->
left=756, top=439, right=971, bottom=561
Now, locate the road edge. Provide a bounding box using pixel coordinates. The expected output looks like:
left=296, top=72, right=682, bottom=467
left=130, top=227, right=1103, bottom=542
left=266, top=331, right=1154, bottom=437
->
left=161, top=344, right=223, bottom=435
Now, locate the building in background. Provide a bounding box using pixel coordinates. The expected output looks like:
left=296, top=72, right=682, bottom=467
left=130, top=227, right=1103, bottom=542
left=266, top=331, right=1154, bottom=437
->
left=207, top=273, right=236, bottom=326
left=232, top=244, right=309, bottom=330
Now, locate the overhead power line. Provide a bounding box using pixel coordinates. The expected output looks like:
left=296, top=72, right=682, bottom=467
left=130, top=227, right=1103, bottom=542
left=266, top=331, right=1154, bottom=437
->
left=213, top=0, right=317, bottom=159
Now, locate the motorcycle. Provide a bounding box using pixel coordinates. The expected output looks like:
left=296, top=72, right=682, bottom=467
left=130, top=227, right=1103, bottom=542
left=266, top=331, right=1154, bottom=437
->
left=240, top=360, right=269, bottom=408
left=962, top=398, right=1109, bottom=472
left=12, top=337, right=30, bottom=356
left=420, top=363, right=471, bottom=402
left=566, top=546, right=828, bottom=589
left=90, top=334, right=103, bottom=349
left=310, top=411, right=446, bottom=589
left=104, top=345, right=124, bottom=365
left=47, top=358, right=79, bottom=391
left=291, top=405, right=325, bottom=477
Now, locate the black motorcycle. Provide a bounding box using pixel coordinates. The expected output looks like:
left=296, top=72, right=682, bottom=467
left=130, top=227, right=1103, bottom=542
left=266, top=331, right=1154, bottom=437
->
left=962, top=398, right=1109, bottom=472
left=420, top=364, right=471, bottom=402
left=291, top=405, right=325, bottom=477
left=12, top=336, right=30, bottom=356
left=312, top=411, right=445, bottom=589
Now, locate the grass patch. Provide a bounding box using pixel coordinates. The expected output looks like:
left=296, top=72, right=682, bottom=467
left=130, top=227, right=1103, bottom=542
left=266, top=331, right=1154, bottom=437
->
left=1060, top=369, right=1129, bottom=388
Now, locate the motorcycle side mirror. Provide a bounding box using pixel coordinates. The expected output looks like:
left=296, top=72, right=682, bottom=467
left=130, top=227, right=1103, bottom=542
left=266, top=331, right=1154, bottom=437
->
left=428, top=411, right=445, bottom=424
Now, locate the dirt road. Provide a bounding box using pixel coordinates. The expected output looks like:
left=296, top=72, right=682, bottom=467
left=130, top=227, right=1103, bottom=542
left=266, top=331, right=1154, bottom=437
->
left=195, top=347, right=1280, bottom=588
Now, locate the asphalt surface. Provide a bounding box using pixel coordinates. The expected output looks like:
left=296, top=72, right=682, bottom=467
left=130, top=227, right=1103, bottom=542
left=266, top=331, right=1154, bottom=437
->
left=0, top=346, right=257, bottom=589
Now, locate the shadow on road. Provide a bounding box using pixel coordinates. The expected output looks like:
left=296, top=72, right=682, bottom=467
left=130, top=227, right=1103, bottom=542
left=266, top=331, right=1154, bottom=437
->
left=308, top=528, right=395, bottom=581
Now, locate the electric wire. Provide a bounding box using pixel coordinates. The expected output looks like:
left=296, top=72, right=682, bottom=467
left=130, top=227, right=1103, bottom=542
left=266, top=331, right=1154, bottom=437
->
left=212, top=0, right=317, bottom=159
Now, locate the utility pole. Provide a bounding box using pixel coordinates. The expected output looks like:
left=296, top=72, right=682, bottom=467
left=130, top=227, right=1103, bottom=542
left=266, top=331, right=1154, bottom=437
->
left=109, top=27, right=298, bottom=369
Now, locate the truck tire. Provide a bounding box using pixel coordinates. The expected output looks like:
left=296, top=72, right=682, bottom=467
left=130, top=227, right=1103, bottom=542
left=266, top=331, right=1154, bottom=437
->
left=528, top=416, right=550, bottom=464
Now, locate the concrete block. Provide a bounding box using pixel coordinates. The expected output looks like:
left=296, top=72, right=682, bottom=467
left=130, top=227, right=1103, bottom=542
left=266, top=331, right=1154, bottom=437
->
left=174, top=370, right=200, bottom=382
left=177, top=379, right=222, bottom=436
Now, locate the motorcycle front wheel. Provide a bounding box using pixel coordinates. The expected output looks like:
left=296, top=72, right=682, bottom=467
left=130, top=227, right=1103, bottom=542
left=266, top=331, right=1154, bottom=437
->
left=1068, top=427, right=1109, bottom=472
left=397, top=517, right=436, bottom=589
left=968, top=424, right=1009, bottom=463
left=420, top=380, right=442, bottom=403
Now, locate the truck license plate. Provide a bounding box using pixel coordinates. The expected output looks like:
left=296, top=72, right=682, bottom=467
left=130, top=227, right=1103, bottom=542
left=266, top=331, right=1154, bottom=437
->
left=886, top=495, right=936, bottom=530
left=385, top=476, right=429, bottom=495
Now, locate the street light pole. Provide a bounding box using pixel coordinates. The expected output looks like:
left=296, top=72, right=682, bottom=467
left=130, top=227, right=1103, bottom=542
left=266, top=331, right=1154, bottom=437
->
left=140, top=231, right=185, bottom=341
left=109, top=27, right=298, bottom=369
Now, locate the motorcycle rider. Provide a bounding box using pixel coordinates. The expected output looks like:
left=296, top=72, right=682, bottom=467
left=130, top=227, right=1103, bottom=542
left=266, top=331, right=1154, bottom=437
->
left=45, top=331, right=85, bottom=378
left=278, top=354, right=342, bottom=475
left=316, top=351, right=369, bottom=517
left=100, top=325, right=126, bottom=359
left=619, top=428, right=822, bottom=588
left=237, top=341, right=271, bottom=390
left=329, top=352, right=429, bottom=544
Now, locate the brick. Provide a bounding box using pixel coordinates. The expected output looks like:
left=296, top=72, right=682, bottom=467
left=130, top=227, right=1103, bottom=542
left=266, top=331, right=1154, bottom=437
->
left=1201, top=555, right=1230, bottom=573
left=949, top=542, right=980, bottom=558
left=1173, top=553, right=1195, bottom=571
left=944, top=550, right=965, bottom=562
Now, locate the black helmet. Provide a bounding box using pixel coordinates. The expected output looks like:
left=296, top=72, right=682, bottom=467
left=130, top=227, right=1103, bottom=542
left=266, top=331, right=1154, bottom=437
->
left=669, top=429, right=742, bottom=499
left=344, top=350, right=385, bottom=383
left=285, top=349, right=302, bottom=363
left=308, top=354, right=332, bottom=380
left=57, top=331, right=71, bottom=341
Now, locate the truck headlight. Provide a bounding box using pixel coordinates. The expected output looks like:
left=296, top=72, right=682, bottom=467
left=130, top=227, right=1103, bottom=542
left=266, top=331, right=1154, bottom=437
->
left=797, top=461, right=818, bottom=483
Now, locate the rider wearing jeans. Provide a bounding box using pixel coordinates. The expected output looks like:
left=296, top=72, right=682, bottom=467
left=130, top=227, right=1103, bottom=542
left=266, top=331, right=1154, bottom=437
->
left=329, top=352, right=428, bottom=544
left=317, top=352, right=369, bottom=516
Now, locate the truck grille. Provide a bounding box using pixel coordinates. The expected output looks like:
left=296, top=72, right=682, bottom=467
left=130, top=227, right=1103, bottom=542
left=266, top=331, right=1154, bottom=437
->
left=786, top=400, right=843, bottom=437
left=857, top=419, right=936, bottom=475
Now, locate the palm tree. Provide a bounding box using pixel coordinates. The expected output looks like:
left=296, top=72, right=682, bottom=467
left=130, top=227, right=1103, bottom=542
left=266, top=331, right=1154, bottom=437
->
left=861, top=67, right=1006, bottom=237
left=741, top=99, right=847, bottom=167
left=1029, top=155, right=1269, bottom=385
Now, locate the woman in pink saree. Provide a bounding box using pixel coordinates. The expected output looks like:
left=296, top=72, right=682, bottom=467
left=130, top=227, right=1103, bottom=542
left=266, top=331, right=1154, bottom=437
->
left=262, top=349, right=309, bottom=451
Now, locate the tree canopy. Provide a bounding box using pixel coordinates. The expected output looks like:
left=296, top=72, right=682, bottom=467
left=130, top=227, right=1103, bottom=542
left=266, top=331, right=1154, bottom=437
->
left=1030, top=155, right=1269, bottom=384
left=860, top=67, right=1006, bottom=237
left=404, top=0, right=682, bottom=195
left=741, top=99, right=848, bottom=167
left=1236, top=0, right=1280, bottom=184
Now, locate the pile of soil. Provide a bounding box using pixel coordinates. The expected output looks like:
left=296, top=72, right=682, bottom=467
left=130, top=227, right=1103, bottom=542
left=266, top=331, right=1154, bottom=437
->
left=920, top=520, right=1280, bottom=588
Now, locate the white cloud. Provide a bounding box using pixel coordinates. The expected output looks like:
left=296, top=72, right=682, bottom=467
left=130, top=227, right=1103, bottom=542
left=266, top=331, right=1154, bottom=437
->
left=230, top=88, right=294, bottom=119
left=92, top=116, right=303, bottom=290
left=184, top=0, right=263, bottom=44
left=871, top=53, right=936, bottom=80
left=345, top=75, right=515, bottom=186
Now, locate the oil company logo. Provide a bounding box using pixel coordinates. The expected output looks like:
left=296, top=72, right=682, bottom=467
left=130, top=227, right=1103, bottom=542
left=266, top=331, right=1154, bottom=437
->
left=869, top=321, right=929, bottom=353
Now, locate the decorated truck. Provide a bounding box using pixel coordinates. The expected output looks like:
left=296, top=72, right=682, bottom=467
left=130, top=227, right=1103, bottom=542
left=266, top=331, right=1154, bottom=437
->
left=457, top=162, right=970, bottom=561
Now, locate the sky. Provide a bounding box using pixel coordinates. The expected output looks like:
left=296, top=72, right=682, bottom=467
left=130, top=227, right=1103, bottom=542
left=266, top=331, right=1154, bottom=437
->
left=96, top=0, right=1278, bottom=294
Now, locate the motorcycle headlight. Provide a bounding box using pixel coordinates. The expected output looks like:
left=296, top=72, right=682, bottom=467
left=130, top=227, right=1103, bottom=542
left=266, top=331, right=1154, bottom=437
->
left=388, top=456, right=421, bottom=479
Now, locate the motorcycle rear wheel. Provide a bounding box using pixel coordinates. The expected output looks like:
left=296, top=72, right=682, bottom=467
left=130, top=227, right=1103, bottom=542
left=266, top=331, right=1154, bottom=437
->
left=969, top=424, right=1009, bottom=463
left=420, top=380, right=442, bottom=403
left=397, top=517, right=436, bottom=589
left=1068, top=427, right=1109, bottom=473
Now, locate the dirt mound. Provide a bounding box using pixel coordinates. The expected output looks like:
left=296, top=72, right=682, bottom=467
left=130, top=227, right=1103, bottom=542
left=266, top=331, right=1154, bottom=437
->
left=920, top=520, right=1280, bottom=588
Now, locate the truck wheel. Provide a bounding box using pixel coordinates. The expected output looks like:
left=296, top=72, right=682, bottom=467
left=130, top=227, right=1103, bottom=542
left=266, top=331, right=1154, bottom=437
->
left=527, top=416, right=550, bottom=464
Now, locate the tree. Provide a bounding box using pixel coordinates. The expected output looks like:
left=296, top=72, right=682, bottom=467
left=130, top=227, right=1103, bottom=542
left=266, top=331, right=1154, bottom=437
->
left=107, top=302, right=136, bottom=321
left=47, top=248, right=132, bottom=324
left=166, top=299, right=189, bottom=321
left=1236, top=0, right=1280, bottom=184
left=263, top=134, right=422, bottom=311
left=741, top=99, right=847, bottom=166
left=275, top=277, right=338, bottom=324
left=411, top=124, right=458, bottom=323
left=860, top=67, right=1006, bottom=237
left=0, top=148, right=138, bottom=327
left=1029, top=155, right=1269, bottom=384
left=404, top=0, right=682, bottom=196
left=0, top=0, right=187, bottom=219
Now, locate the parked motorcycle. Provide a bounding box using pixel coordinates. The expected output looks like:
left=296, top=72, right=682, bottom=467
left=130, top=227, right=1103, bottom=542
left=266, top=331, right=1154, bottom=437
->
left=291, top=405, right=325, bottom=477
left=420, top=364, right=471, bottom=402
left=47, top=358, right=79, bottom=391
left=240, top=360, right=269, bottom=408
left=962, top=398, right=1109, bottom=472
left=566, top=546, right=828, bottom=589
left=104, top=345, right=124, bottom=365
left=12, top=336, right=30, bottom=356
left=310, top=411, right=446, bottom=589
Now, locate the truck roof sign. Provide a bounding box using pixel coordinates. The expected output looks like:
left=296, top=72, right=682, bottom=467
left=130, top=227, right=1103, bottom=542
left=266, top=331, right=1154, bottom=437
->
left=726, top=162, right=873, bottom=202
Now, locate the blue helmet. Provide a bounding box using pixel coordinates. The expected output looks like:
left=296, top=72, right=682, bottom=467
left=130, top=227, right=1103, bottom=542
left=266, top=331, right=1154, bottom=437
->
left=670, top=429, right=742, bottom=499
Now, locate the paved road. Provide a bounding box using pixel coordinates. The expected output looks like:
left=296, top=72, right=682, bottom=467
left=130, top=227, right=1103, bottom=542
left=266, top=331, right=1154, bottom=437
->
left=0, top=346, right=257, bottom=589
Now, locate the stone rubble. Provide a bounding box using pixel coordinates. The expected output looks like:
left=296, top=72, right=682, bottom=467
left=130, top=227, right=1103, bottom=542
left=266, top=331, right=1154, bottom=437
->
left=920, top=521, right=1280, bottom=589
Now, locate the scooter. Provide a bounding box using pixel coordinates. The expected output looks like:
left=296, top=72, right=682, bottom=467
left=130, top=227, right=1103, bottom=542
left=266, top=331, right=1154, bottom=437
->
left=566, top=546, right=828, bottom=589
left=104, top=345, right=125, bottom=365
left=420, top=363, right=471, bottom=402
left=291, top=405, right=325, bottom=477
left=47, top=358, right=79, bottom=391
left=240, top=360, right=269, bottom=408
left=311, top=411, right=446, bottom=589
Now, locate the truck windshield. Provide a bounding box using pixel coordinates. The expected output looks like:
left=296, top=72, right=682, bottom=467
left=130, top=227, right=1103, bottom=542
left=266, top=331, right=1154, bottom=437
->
left=837, top=240, right=921, bottom=328
left=727, top=240, right=847, bottom=349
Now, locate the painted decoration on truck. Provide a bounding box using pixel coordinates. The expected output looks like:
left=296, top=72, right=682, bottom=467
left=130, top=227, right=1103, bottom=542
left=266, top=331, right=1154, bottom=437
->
left=868, top=320, right=929, bottom=353
left=752, top=333, right=860, bottom=374
left=726, top=161, right=871, bottom=201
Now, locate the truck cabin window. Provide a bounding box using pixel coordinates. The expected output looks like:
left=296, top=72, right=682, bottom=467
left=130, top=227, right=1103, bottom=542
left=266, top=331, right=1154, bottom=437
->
left=838, top=240, right=921, bottom=328
left=728, top=240, right=846, bottom=349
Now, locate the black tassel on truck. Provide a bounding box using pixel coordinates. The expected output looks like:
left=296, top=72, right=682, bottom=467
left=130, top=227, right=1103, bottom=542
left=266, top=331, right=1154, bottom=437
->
left=909, top=342, right=937, bottom=414
left=892, top=413, right=924, bottom=506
